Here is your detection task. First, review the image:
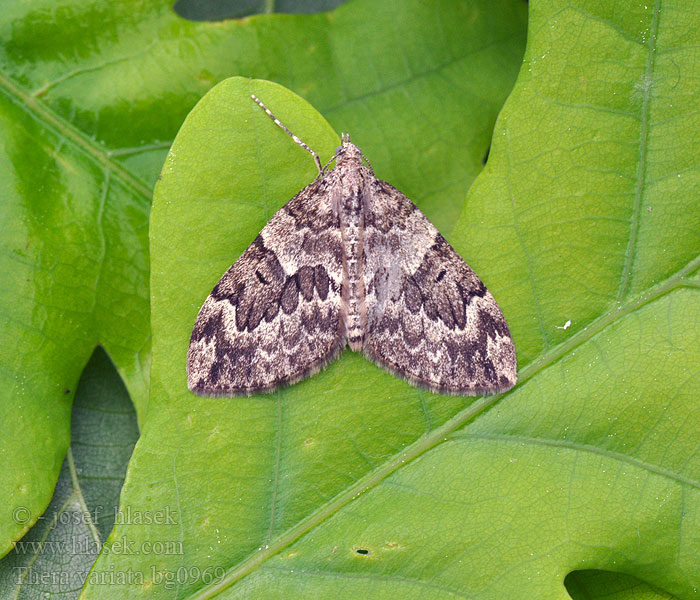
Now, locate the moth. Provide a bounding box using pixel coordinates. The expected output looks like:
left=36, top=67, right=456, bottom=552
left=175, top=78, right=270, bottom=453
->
left=187, top=95, right=516, bottom=396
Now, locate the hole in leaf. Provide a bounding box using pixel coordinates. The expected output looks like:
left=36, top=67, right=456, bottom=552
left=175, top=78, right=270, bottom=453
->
left=355, top=548, right=370, bottom=555
left=71, top=347, right=140, bottom=541
left=173, top=0, right=347, bottom=22
left=565, top=570, right=672, bottom=599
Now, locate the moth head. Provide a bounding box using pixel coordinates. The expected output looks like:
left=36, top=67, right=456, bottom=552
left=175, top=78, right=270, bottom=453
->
left=336, top=132, right=354, bottom=154
left=335, top=135, right=364, bottom=166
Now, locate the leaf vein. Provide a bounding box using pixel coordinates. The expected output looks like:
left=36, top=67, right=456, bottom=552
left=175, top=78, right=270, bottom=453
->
left=0, top=71, right=152, bottom=201
left=454, top=431, right=700, bottom=491
left=617, top=0, right=661, bottom=301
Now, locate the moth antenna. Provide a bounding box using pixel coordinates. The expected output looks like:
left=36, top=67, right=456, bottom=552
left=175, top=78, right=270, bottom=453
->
left=251, top=94, right=323, bottom=175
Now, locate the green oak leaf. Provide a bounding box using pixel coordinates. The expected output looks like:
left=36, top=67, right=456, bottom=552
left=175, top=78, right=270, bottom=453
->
left=88, top=0, right=699, bottom=598
left=0, top=0, right=526, bottom=558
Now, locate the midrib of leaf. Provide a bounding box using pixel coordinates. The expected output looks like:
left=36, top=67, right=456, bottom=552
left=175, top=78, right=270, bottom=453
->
left=616, top=0, right=660, bottom=301
left=0, top=70, right=152, bottom=202
left=67, top=449, right=103, bottom=545
left=11, top=449, right=101, bottom=600
left=190, top=251, right=700, bottom=600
